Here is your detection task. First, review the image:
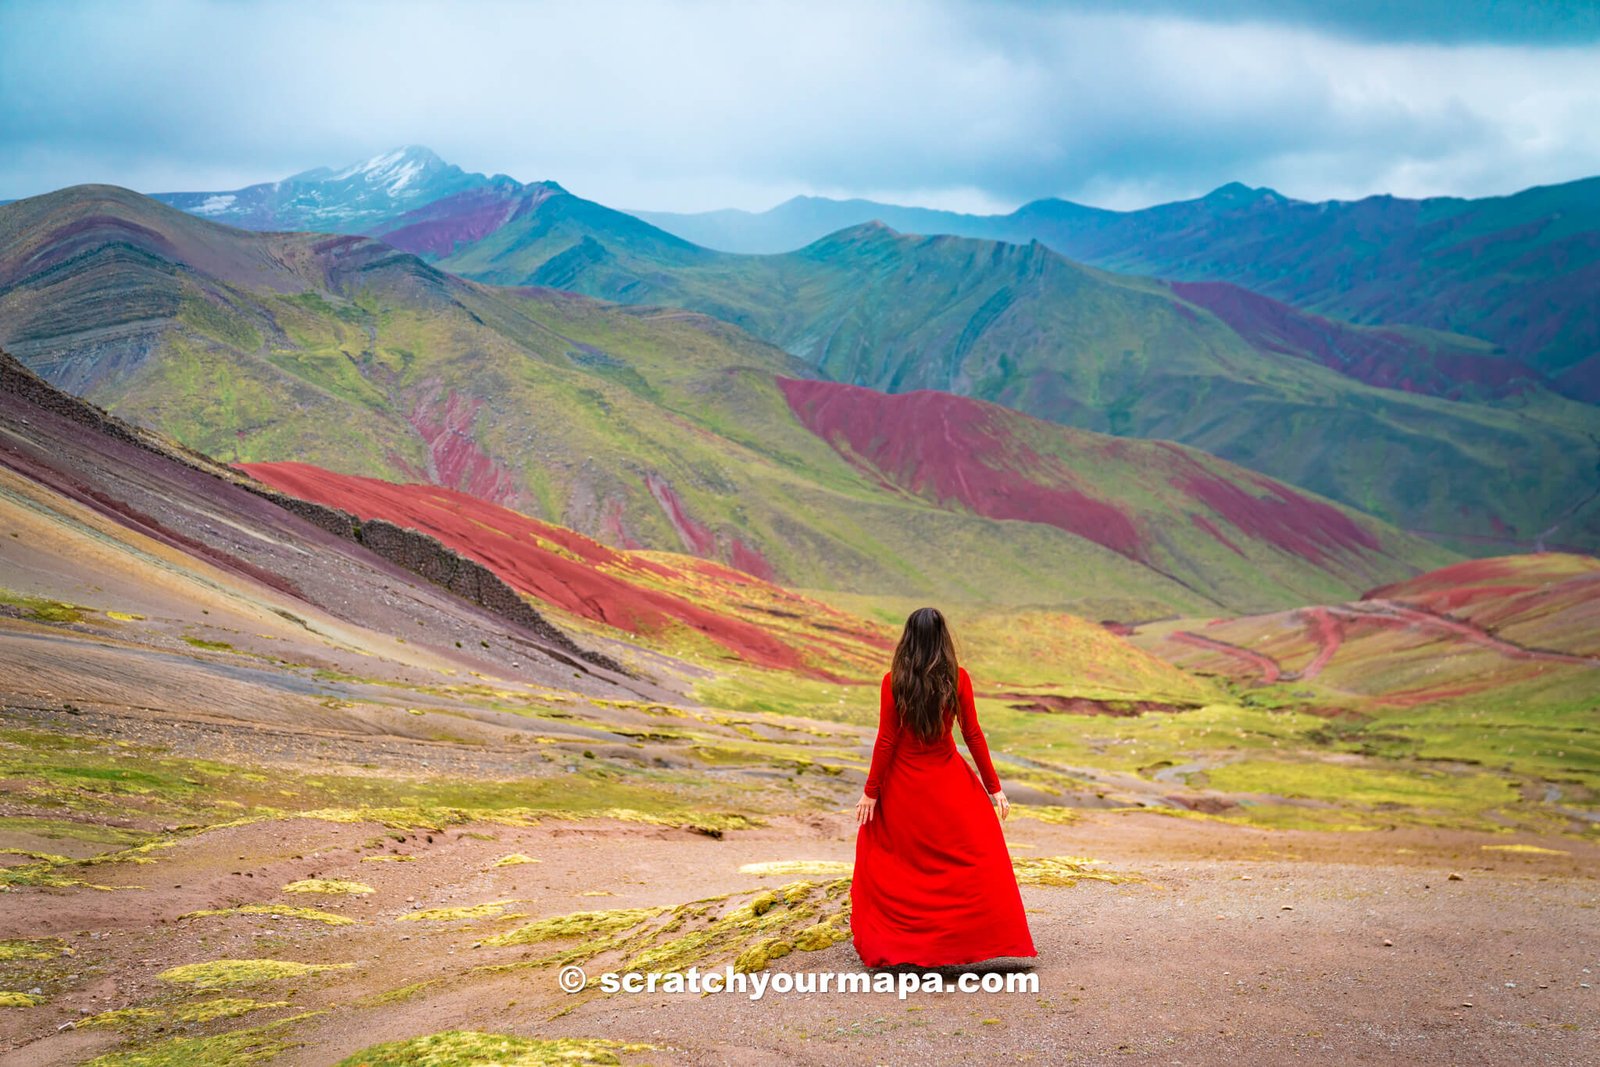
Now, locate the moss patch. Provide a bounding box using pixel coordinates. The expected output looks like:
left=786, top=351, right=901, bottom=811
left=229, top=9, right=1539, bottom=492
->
left=180, top=636, right=237, bottom=652
left=482, top=908, right=667, bottom=948
left=0, top=937, right=73, bottom=961
left=399, top=901, right=514, bottom=923
left=333, top=1030, right=654, bottom=1066
left=157, top=959, right=350, bottom=988
left=82, top=1010, right=321, bottom=1067
left=1012, top=806, right=1082, bottom=825
left=1481, top=843, right=1567, bottom=855
left=181, top=904, right=355, bottom=926
left=738, top=860, right=853, bottom=877
left=0, top=590, right=86, bottom=624
left=734, top=937, right=793, bottom=972
left=78, top=1007, right=165, bottom=1030
left=0, top=991, right=45, bottom=1007
left=356, top=979, right=439, bottom=1007
left=1012, top=856, right=1143, bottom=888
left=295, top=805, right=760, bottom=836
left=470, top=880, right=852, bottom=984
left=491, top=853, right=538, bottom=867
left=282, top=878, right=374, bottom=895
left=173, top=998, right=291, bottom=1024
left=1205, top=759, right=1520, bottom=825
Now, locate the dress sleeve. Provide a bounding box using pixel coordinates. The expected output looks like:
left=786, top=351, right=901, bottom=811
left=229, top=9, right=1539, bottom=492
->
left=956, top=668, right=1002, bottom=794
left=862, top=672, right=900, bottom=800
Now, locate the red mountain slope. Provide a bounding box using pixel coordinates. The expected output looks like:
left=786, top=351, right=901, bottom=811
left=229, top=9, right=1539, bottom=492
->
left=1134, top=552, right=1599, bottom=707
left=1169, top=281, right=1548, bottom=400
left=239, top=462, right=890, bottom=676
left=776, top=377, right=1404, bottom=583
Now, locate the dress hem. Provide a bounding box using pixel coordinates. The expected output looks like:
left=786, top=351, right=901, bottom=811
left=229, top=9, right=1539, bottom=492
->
left=854, top=945, right=1039, bottom=969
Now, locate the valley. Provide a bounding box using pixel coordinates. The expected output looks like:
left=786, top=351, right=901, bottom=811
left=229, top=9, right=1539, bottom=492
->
left=0, top=342, right=1595, bottom=1064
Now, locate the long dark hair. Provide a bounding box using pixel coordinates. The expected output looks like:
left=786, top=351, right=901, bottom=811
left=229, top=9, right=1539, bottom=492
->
left=891, top=607, right=959, bottom=742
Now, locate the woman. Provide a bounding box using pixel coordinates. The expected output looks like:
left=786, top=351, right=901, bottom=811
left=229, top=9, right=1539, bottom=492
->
left=851, top=607, right=1037, bottom=968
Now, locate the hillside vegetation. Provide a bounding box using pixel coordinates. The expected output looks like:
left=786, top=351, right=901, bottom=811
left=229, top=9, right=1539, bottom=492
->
left=0, top=186, right=1453, bottom=614
left=642, top=177, right=1600, bottom=401
left=419, top=200, right=1600, bottom=555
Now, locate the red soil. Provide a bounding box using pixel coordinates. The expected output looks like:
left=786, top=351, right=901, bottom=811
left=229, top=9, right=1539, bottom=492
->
left=373, top=185, right=548, bottom=258
left=729, top=537, right=777, bottom=582
left=1365, top=553, right=1593, bottom=602
left=1170, top=280, right=1545, bottom=400
left=1188, top=511, right=1245, bottom=556
left=778, top=377, right=1386, bottom=570
left=600, top=497, right=645, bottom=550
left=777, top=377, right=1145, bottom=560
left=1167, top=630, right=1283, bottom=683
left=237, top=462, right=812, bottom=671
left=1002, top=693, right=1192, bottom=716
left=1166, top=452, right=1380, bottom=565
left=406, top=388, right=519, bottom=506
left=1296, top=606, right=1343, bottom=680
left=645, top=474, right=717, bottom=556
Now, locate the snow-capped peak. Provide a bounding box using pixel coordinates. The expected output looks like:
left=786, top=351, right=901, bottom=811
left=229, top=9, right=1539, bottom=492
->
left=330, top=146, right=443, bottom=191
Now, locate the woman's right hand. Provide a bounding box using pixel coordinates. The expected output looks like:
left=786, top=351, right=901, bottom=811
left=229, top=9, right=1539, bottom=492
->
left=856, top=794, right=877, bottom=827
left=991, top=790, right=1010, bottom=821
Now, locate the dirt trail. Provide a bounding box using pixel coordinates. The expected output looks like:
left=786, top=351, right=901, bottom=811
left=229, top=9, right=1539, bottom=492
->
left=1336, top=600, right=1599, bottom=666
left=3, top=809, right=1595, bottom=1067
left=1167, top=630, right=1283, bottom=682
left=1295, top=606, right=1343, bottom=680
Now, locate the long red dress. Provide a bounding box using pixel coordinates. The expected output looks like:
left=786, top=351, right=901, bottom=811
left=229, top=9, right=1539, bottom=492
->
left=851, top=666, right=1037, bottom=967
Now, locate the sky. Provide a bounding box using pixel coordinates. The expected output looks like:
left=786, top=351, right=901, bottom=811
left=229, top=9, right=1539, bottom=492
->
left=3, top=0, right=1599, bottom=213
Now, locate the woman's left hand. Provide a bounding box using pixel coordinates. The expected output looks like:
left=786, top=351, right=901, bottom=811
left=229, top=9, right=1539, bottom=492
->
left=855, top=794, right=877, bottom=827
left=992, top=790, right=1010, bottom=822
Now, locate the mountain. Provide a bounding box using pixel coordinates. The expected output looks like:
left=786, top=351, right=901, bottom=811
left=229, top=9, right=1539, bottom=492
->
left=152, top=146, right=510, bottom=234
left=396, top=192, right=1600, bottom=554
left=1138, top=551, right=1599, bottom=698
left=640, top=178, right=1600, bottom=401
left=633, top=194, right=1026, bottom=255
left=150, top=149, right=1600, bottom=399
left=1131, top=551, right=1600, bottom=786
left=238, top=460, right=893, bottom=677
left=0, top=185, right=1455, bottom=615
left=0, top=346, right=645, bottom=696
left=382, top=178, right=715, bottom=279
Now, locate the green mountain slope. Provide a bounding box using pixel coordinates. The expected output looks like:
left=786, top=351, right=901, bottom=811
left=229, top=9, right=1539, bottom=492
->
left=642, top=178, right=1600, bottom=400
left=424, top=206, right=1600, bottom=554
left=0, top=185, right=1454, bottom=615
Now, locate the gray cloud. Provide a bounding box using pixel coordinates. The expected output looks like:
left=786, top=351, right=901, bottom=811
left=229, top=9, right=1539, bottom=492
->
left=1037, top=1, right=1600, bottom=45
left=2, top=0, right=1598, bottom=212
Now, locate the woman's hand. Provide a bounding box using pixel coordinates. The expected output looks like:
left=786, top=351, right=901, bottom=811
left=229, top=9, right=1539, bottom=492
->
left=991, top=790, right=1010, bottom=822
left=855, top=794, right=877, bottom=828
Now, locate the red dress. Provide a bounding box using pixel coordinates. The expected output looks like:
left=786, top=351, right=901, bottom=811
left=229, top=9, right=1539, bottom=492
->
left=851, top=666, right=1037, bottom=967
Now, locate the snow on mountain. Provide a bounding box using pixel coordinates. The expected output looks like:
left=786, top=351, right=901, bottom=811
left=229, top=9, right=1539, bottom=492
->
left=153, top=146, right=504, bottom=234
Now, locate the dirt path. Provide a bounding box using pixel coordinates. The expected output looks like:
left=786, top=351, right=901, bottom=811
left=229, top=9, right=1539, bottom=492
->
left=1335, top=600, right=1599, bottom=666
left=1167, top=631, right=1283, bottom=683
left=1295, top=606, right=1343, bottom=680
left=3, top=812, right=1595, bottom=1066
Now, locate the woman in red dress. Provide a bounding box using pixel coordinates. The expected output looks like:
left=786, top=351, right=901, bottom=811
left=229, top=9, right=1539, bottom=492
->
left=851, top=607, right=1038, bottom=968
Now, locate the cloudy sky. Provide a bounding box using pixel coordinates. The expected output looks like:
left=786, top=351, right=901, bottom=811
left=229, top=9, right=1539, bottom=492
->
left=3, top=0, right=1599, bottom=213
